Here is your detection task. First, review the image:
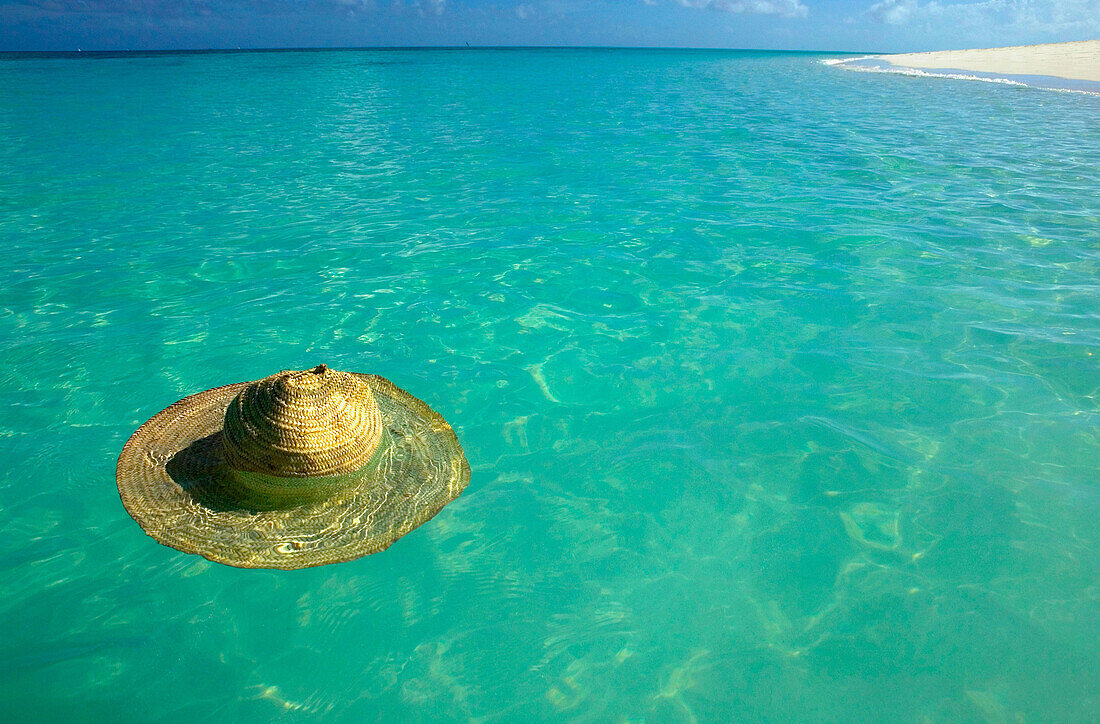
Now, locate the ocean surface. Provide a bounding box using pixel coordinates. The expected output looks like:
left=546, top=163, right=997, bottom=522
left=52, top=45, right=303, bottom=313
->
left=1, top=48, right=1098, bottom=722
left=828, top=55, right=1100, bottom=96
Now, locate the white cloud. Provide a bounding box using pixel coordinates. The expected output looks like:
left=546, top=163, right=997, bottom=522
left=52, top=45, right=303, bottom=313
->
left=868, top=0, right=915, bottom=25
left=866, top=0, right=1100, bottom=36
left=678, top=0, right=809, bottom=19
left=410, top=0, right=445, bottom=16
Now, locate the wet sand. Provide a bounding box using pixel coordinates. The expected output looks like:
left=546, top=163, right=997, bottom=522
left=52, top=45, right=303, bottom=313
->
left=878, top=40, right=1100, bottom=82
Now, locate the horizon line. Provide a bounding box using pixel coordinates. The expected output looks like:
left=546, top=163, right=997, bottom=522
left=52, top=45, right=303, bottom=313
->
left=1, top=44, right=872, bottom=56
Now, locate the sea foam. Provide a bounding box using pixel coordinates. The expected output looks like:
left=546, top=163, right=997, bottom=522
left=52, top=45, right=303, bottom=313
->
left=824, top=56, right=1100, bottom=96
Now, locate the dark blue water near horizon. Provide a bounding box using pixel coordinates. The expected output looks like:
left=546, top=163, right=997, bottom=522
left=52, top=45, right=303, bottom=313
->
left=1, top=47, right=1098, bottom=722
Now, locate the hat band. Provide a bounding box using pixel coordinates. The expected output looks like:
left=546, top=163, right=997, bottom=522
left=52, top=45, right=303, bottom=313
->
left=223, top=430, right=388, bottom=509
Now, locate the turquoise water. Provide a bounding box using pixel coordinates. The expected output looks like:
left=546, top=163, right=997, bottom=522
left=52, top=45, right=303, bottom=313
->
left=1, top=48, right=1098, bottom=721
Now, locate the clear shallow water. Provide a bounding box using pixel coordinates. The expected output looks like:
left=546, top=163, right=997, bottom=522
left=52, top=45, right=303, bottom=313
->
left=1, top=48, right=1098, bottom=721
left=828, top=56, right=1100, bottom=96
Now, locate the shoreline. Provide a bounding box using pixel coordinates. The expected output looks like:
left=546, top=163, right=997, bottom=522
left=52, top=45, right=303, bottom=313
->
left=873, top=40, right=1100, bottom=83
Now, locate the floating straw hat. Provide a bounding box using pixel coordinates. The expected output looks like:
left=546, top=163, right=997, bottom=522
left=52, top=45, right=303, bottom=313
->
left=116, top=365, right=470, bottom=569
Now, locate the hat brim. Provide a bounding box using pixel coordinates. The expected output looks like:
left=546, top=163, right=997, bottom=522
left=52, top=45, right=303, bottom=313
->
left=116, top=374, right=470, bottom=569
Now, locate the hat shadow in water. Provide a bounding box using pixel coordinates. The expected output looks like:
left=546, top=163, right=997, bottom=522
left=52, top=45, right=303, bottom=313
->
left=165, top=432, right=264, bottom=513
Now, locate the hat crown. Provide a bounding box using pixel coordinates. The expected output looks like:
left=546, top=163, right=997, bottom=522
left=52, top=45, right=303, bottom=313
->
left=221, top=365, right=383, bottom=478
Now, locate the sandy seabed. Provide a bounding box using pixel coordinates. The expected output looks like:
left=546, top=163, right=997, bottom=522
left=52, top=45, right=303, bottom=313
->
left=878, top=39, right=1100, bottom=82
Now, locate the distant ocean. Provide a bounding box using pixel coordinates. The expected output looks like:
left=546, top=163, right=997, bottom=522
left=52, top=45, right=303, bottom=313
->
left=1, top=48, right=1097, bottom=722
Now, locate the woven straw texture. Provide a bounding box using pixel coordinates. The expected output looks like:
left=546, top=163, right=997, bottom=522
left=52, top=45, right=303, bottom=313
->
left=116, top=370, right=470, bottom=569
left=222, top=366, right=384, bottom=478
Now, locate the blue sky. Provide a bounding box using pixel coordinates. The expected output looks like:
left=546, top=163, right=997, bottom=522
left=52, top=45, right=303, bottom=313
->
left=1, top=0, right=1097, bottom=52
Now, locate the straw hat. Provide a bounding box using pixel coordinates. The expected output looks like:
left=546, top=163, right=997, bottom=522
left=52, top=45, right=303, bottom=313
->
left=116, top=365, right=470, bottom=569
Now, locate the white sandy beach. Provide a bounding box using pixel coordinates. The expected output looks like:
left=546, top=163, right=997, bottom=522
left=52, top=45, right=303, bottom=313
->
left=878, top=40, right=1100, bottom=82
